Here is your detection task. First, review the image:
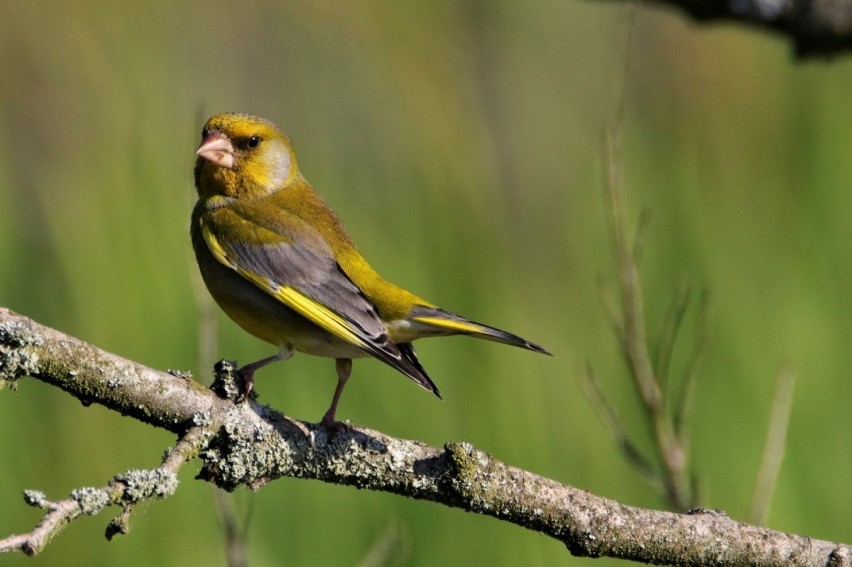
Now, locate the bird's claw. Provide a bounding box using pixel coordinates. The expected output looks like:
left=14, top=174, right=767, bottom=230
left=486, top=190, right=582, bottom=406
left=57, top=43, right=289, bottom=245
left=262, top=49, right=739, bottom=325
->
left=235, top=368, right=257, bottom=403
left=320, top=411, right=349, bottom=433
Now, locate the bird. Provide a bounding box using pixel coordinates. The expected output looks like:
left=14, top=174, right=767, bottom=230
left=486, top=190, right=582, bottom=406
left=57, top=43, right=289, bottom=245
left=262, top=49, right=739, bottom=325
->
left=191, top=112, right=550, bottom=427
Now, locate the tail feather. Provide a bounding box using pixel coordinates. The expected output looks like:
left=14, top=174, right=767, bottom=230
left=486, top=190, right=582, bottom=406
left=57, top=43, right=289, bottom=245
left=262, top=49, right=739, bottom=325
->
left=364, top=334, right=442, bottom=397
left=409, top=306, right=552, bottom=356
left=398, top=342, right=442, bottom=399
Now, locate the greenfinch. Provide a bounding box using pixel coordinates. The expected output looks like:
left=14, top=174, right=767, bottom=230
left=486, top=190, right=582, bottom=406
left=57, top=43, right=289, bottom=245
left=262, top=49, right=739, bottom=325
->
left=191, top=112, right=550, bottom=427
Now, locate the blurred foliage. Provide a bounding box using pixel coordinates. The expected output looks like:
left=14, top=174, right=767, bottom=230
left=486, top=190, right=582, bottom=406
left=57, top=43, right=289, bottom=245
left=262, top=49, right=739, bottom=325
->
left=1, top=1, right=851, bottom=565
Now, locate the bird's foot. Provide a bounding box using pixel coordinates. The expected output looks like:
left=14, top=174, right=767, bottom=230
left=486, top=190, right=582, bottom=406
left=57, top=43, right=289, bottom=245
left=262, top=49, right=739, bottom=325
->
left=235, top=367, right=257, bottom=403
left=320, top=410, right=349, bottom=433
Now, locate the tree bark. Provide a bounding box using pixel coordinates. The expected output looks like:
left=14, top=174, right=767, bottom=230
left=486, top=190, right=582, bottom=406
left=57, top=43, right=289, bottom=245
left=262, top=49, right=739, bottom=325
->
left=1, top=307, right=849, bottom=565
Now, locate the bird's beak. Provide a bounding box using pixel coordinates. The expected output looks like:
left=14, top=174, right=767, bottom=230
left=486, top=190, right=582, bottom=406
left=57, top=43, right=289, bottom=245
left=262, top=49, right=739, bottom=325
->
left=196, top=130, right=235, bottom=169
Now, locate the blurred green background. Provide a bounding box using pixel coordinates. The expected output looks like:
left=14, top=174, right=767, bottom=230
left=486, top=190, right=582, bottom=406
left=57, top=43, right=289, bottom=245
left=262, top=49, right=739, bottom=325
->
left=2, top=1, right=852, bottom=565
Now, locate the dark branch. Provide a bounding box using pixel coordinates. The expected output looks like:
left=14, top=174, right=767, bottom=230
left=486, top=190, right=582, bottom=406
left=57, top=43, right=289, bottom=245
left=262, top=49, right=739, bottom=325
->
left=608, top=0, right=852, bottom=58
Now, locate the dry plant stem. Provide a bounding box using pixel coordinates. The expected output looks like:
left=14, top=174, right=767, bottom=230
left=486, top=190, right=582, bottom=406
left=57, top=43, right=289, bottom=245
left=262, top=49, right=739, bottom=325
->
left=604, top=128, right=691, bottom=511
left=1, top=307, right=851, bottom=565
left=356, top=522, right=411, bottom=567
left=580, top=364, right=659, bottom=484
left=211, top=489, right=250, bottom=567
left=191, top=244, right=249, bottom=567
left=750, top=367, right=797, bottom=525
left=597, top=276, right=627, bottom=338
left=655, top=280, right=692, bottom=390
left=673, top=290, right=710, bottom=453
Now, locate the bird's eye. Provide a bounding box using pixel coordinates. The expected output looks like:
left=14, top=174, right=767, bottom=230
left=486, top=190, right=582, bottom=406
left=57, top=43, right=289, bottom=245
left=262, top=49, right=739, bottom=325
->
left=247, top=136, right=261, bottom=149
left=200, top=128, right=209, bottom=141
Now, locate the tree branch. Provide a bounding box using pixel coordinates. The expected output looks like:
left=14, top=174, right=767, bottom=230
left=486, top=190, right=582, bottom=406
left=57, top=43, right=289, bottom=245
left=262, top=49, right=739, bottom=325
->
left=0, top=307, right=850, bottom=565
left=0, top=425, right=209, bottom=554
left=605, top=0, right=852, bottom=58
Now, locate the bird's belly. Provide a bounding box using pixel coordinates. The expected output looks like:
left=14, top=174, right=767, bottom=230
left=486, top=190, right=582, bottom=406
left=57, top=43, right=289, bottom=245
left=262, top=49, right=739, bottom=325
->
left=292, top=335, right=369, bottom=358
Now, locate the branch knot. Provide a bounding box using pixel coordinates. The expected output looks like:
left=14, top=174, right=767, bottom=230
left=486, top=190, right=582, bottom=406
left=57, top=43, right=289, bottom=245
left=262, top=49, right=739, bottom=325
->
left=0, top=318, right=43, bottom=383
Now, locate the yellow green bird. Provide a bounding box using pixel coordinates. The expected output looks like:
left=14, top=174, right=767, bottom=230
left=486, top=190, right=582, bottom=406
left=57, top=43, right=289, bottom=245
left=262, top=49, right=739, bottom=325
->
left=191, top=112, right=550, bottom=427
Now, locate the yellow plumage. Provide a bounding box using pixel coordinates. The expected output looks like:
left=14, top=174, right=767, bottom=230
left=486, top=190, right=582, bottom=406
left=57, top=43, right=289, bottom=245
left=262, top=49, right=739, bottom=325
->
left=191, top=112, right=550, bottom=426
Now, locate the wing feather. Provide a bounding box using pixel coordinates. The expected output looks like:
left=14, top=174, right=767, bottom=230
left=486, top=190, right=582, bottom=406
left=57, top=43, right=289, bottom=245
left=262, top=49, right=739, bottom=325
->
left=199, top=213, right=438, bottom=393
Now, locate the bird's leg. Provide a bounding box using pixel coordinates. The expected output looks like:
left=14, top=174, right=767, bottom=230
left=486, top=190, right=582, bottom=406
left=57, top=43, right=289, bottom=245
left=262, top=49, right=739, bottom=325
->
left=237, top=344, right=294, bottom=401
left=321, top=358, right=352, bottom=429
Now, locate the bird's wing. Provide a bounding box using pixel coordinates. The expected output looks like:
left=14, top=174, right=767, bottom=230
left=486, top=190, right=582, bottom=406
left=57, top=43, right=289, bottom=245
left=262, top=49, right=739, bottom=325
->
left=198, top=209, right=438, bottom=393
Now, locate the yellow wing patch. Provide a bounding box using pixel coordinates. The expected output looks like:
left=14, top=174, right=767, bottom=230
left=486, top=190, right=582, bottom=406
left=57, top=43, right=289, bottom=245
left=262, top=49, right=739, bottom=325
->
left=273, top=286, right=367, bottom=347
left=200, top=222, right=372, bottom=350
left=201, top=221, right=235, bottom=268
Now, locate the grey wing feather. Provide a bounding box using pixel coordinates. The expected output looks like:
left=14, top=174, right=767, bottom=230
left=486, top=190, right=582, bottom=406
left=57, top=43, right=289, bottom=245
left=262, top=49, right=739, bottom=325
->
left=208, top=210, right=440, bottom=394
left=226, top=237, right=439, bottom=393
left=224, top=236, right=389, bottom=343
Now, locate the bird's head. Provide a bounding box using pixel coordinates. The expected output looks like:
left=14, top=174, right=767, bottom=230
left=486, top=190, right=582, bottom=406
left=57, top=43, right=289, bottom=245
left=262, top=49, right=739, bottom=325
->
left=194, top=113, right=299, bottom=200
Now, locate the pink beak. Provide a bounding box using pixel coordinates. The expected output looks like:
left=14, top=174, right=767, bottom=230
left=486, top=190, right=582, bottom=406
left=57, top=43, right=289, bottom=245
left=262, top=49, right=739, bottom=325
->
left=196, top=130, right=235, bottom=169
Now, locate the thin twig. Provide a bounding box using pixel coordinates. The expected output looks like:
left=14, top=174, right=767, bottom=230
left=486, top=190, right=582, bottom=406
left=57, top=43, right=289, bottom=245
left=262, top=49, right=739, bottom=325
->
left=0, top=426, right=211, bottom=555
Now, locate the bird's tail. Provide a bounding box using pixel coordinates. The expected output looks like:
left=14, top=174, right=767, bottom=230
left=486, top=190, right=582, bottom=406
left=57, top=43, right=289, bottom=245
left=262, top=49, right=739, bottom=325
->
left=408, top=306, right=552, bottom=356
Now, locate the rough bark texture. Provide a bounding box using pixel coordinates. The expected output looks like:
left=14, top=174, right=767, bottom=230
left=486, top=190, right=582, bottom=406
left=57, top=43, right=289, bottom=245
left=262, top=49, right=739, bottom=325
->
left=1, top=307, right=850, bottom=564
